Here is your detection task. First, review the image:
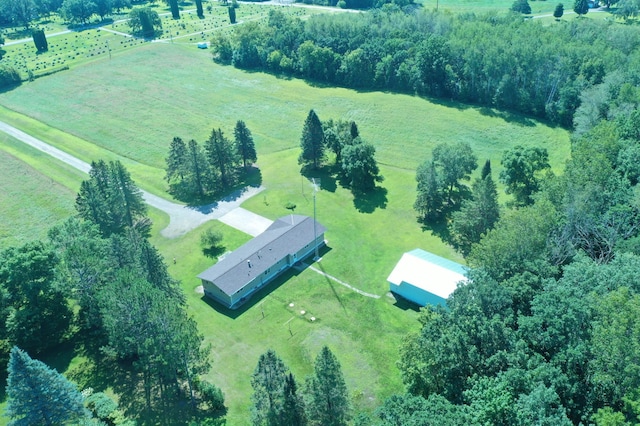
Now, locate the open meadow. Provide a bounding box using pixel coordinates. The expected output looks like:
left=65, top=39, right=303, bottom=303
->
left=0, top=17, right=572, bottom=425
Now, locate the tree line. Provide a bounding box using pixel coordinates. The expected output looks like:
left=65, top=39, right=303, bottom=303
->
left=1, top=160, right=224, bottom=424
left=212, top=8, right=640, bottom=128
left=165, top=120, right=257, bottom=202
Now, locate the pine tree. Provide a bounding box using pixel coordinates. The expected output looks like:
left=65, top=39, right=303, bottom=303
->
left=414, top=160, right=443, bottom=221
left=299, top=110, right=325, bottom=169
left=511, top=0, right=532, bottom=13
left=206, top=128, right=239, bottom=189
left=282, top=372, right=307, bottom=426
left=166, top=136, right=189, bottom=183
left=6, top=347, right=87, bottom=425
left=234, top=120, right=257, bottom=170
left=195, top=0, right=204, bottom=17
left=186, top=139, right=210, bottom=198
left=304, top=346, right=350, bottom=426
left=168, top=0, right=180, bottom=19
left=553, top=3, right=564, bottom=18
left=251, top=349, right=288, bottom=425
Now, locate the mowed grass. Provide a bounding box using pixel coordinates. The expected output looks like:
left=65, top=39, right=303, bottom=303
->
left=0, top=134, right=81, bottom=251
left=0, top=40, right=571, bottom=423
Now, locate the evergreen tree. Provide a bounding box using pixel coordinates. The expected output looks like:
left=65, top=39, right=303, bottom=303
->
left=304, top=346, right=350, bottom=426
left=481, top=159, right=492, bottom=180
left=228, top=5, right=236, bottom=24
left=186, top=139, right=211, bottom=198
left=195, top=0, right=203, bottom=17
left=6, top=347, right=87, bottom=425
left=251, top=349, right=288, bottom=425
left=166, top=136, right=189, bottom=183
left=414, top=160, right=443, bottom=221
left=553, top=3, right=564, bottom=18
left=31, top=29, right=47, bottom=52
left=451, top=169, right=500, bottom=256
left=234, top=120, right=257, bottom=170
left=206, top=128, right=239, bottom=189
left=299, top=110, right=325, bottom=169
left=282, top=372, right=307, bottom=426
left=168, top=0, right=179, bottom=19
left=574, top=0, right=589, bottom=15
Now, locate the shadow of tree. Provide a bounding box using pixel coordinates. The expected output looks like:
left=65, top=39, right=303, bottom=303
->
left=300, top=164, right=338, bottom=193
left=353, top=186, right=388, bottom=213
left=203, top=245, right=226, bottom=259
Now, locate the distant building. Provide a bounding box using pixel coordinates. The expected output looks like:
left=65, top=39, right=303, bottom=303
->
left=198, top=215, right=326, bottom=309
left=387, top=249, right=467, bottom=307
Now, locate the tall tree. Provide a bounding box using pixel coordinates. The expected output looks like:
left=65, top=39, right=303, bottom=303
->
left=195, top=0, right=204, bottom=17
left=94, top=0, right=112, bottom=20
left=186, top=139, right=210, bottom=199
left=166, top=136, right=189, bottom=184
left=168, top=0, right=179, bottom=19
left=299, top=109, right=325, bottom=169
left=511, top=0, right=532, bottom=13
left=414, top=160, right=443, bottom=221
left=206, top=128, right=239, bottom=189
left=251, top=349, right=288, bottom=425
left=234, top=120, right=257, bottom=170
left=451, top=165, right=500, bottom=256
left=282, top=372, right=307, bottom=426
left=574, top=0, right=589, bottom=15
left=6, top=347, right=87, bottom=425
left=0, top=0, right=36, bottom=28
left=128, top=7, right=161, bottom=38
left=323, top=119, right=355, bottom=165
left=499, top=146, right=550, bottom=207
left=432, top=142, right=478, bottom=205
left=304, top=346, right=350, bottom=426
left=61, top=0, right=97, bottom=24
left=0, top=242, right=72, bottom=355
left=340, top=138, right=382, bottom=192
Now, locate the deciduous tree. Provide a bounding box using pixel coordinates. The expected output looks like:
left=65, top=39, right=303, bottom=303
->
left=499, top=146, right=550, bottom=207
left=341, top=138, right=382, bottom=192
left=61, top=0, right=97, bottom=24
left=553, top=3, right=564, bottom=18
left=414, top=160, right=443, bottom=221
left=574, top=0, right=589, bottom=15
left=128, top=7, right=161, bottom=38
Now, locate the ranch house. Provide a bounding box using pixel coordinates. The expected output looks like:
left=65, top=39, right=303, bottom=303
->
left=198, top=215, right=326, bottom=309
left=387, top=248, right=467, bottom=307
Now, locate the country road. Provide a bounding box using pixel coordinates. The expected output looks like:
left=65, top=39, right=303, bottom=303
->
left=0, top=120, right=272, bottom=238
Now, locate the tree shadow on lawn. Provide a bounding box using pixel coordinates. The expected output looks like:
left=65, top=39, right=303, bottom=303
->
left=201, top=245, right=333, bottom=319
left=300, top=164, right=338, bottom=193
left=186, top=168, right=263, bottom=213
left=478, top=107, right=536, bottom=127
left=353, top=186, right=388, bottom=214
left=203, top=244, right=227, bottom=258
left=420, top=215, right=456, bottom=249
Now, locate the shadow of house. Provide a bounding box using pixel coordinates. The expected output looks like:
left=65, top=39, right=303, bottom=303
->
left=198, top=215, right=326, bottom=311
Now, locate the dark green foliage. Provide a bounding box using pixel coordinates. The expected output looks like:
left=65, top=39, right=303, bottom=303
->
left=282, top=373, right=307, bottom=426
left=200, top=229, right=224, bottom=257
left=187, top=138, right=210, bottom=199
left=323, top=119, right=356, bottom=165
left=128, top=7, right=161, bottom=38
left=168, top=0, right=179, bottom=19
left=251, top=349, right=288, bottom=425
left=375, top=393, right=472, bottom=425
left=195, top=379, right=226, bottom=411
left=6, top=346, right=87, bottom=425
left=414, top=160, right=443, bottom=221
left=298, top=110, right=325, bottom=169
left=206, top=128, right=239, bottom=189
left=195, top=0, right=203, bottom=17
left=234, top=120, right=257, bottom=169
left=553, top=3, right=564, bottom=18
left=499, top=146, right=550, bottom=207
left=211, top=32, right=233, bottom=63
left=511, top=0, right=531, bottom=13
left=165, top=136, right=189, bottom=185
left=0, top=241, right=72, bottom=355
left=32, top=28, right=47, bottom=52
left=451, top=170, right=500, bottom=256
left=304, top=346, right=350, bottom=426
left=94, top=0, right=112, bottom=20
left=574, top=0, right=589, bottom=15
left=75, top=160, right=148, bottom=237
left=228, top=6, right=235, bottom=24
left=0, top=0, right=36, bottom=28
left=85, top=392, right=118, bottom=422
left=61, top=0, right=97, bottom=24
left=341, top=138, right=382, bottom=192
left=0, top=65, right=21, bottom=88
left=433, top=142, right=477, bottom=205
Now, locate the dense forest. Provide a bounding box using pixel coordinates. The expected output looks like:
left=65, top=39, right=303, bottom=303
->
left=212, top=8, right=640, bottom=128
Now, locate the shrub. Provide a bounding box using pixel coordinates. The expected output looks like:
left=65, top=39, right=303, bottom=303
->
left=0, top=65, right=21, bottom=88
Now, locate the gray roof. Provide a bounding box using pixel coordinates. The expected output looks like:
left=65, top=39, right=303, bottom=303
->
left=198, top=215, right=326, bottom=296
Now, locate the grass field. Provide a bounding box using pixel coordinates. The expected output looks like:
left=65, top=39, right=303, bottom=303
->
left=0, top=17, right=572, bottom=425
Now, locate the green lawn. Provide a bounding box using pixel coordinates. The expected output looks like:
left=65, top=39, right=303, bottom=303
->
left=0, top=35, right=571, bottom=424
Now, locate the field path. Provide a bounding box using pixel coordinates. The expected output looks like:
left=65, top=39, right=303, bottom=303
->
left=0, top=120, right=269, bottom=238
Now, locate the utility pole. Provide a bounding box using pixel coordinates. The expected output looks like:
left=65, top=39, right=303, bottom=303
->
left=312, top=178, right=320, bottom=261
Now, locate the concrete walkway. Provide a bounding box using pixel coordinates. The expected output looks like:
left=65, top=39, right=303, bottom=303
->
left=295, top=261, right=380, bottom=299
left=0, top=120, right=269, bottom=238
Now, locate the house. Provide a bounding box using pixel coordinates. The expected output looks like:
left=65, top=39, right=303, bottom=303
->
left=387, top=248, right=467, bottom=307
left=198, top=215, right=326, bottom=309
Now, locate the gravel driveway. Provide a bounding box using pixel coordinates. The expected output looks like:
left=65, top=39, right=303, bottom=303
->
left=0, top=120, right=271, bottom=238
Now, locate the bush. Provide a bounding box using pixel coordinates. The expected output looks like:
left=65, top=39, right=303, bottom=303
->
left=196, top=379, right=226, bottom=411
left=338, top=0, right=347, bottom=7
left=0, top=65, right=21, bottom=88
left=200, top=229, right=223, bottom=249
